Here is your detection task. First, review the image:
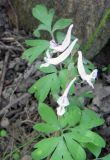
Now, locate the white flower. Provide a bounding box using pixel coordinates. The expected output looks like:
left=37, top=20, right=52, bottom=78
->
left=56, top=77, right=76, bottom=116
left=49, top=40, right=58, bottom=50
left=77, top=51, right=98, bottom=88
left=40, top=38, right=78, bottom=68
left=50, top=24, right=74, bottom=53
left=57, top=106, right=66, bottom=116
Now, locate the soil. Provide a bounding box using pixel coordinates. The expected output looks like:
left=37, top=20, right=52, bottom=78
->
left=0, top=1, right=110, bottom=160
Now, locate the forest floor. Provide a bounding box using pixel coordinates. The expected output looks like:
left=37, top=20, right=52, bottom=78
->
left=0, top=1, right=110, bottom=160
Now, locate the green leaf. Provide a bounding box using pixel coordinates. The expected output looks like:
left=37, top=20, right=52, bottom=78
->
left=85, top=131, right=105, bottom=147
left=100, top=154, right=110, bottom=160
left=48, top=8, right=55, bottom=26
left=67, top=106, right=81, bottom=127
left=85, top=143, right=101, bottom=158
left=38, top=103, right=59, bottom=126
left=83, top=58, right=95, bottom=70
left=32, top=137, right=60, bottom=160
left=34, top=24, right=51, bottom=37
left=29, top=74, right=53, bottom=102
left=0, top=129, right=7, bottom=137
left=59, top=69, right=68, bottom=89
left=51, top=73, right=60, bottom=96
left=12, top=152, right=20, bottom=160
left=32, top=4, right=47, bottom=23
left=70, top=96, right=81, bottom=107
left=80, top=91, right=94, bottom=98
left=22, top=44, right=48, bottom=64
left=64, top=134, right=86, bottom=160
left=68, top=63, right=78, bottom=77
left=56, top=31, right=65, bottom=43
left=71, top=128, right=105, bottom=147
left=59, top=69, right=75, bottom=95
left=25, top=39, right=49, bottom=47
left=51, top=137, right=73, bottom=160
left=59, top=105, right=81, bottom=128
left=32, top=4, right=54, bottom=26
left=33, top=123, right=59, bottom=134
left=80, top=109, right=104, bottom=129
left=52, top=18, right=72, bottom=32
left=39, top=65, right=57, bottom=73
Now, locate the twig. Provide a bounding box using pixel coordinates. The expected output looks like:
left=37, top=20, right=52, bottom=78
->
left=15, top=40, right=25, bottom=51
left=0, top=44, right=23, bottom=52
left=0, top=51, right=10, bottom=101
left=1, top=37, right=15, bottom=42
left=0, top=93, right=31, bottom=116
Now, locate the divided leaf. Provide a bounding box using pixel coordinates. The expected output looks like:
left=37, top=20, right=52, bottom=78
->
left=34, top=123, right=59, bottom=134
left=66, top=106, right=81, bottom=127
left=29, top=74, right=53, bottom=102
left=25, top=39, right=49, bottom=47
left=34, top=24, right=51, bottom=37
left=29, top=73, right=60, bottom=102
left=32, top=4, right=54, bottom=26
left=59, top=105, right=81, bottom=128
left=85, top=143, right=101, bottom=158
left=71, top=127, right=105, bottom=148
left=39, top=65, right=57, bottom=73
left=80, top=109, right=104, bottom=129
left=38, top=103, right=59, bottom=127
left=64, top=134, right=86, bottom=160
left=59, top=69, right=68, bottom=89
left=100, top=154, right=110, bottom=160
left=51, top=73, right=60, bottom=96
left=52, top=18, right=72, bottom=32
left=51, top=137, right=73, bottom=160
left=32, top=137, right=60, bottom=160
left=22, top=41, right=49, bottom=64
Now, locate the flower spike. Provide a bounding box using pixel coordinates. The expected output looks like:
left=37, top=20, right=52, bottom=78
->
left=77, top=51, right=98, bottom=88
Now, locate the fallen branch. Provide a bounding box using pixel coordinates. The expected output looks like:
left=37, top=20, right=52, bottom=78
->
left=0, top=44, right=24, bottom=52
left=0, top=93, right=31, bottom=116
left=0, top=51, right=10, bottom=101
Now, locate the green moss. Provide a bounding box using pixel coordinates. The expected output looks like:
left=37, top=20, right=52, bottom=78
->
left=82, top=7, right=110, bottom=53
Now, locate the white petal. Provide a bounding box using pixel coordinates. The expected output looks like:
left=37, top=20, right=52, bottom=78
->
left=77, top=51, right=87, bottom=79
left=57, top=96, right=69, bottom=107
left=63, top=77, right=76, bottom=97
left=62, top=24, right=73, bottom=48
left=57, top=106, right=66, bottom=116
left=50, top=24, right=73, bottom=52
left=45, top=38, right=78, bottom=65
left=40, top=63, right=50, bottom=68
left=90, top=69, right=98, bottom=80
left=57, top=77, right=76, bottom=107
left=86, top=78, right=94, bottom=89
left=50, top=39, right=58, bottom=49
left=77, top=51, right=98, bottom=88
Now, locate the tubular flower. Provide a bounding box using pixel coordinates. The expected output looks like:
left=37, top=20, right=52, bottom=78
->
left=77, top=51, right=98, bottom=88
left=56, top=77, right=76, bottom=116
left=50, top=24, right=74, bottom=53
left=57, top=106, right=66, bottom=117
left=40, top=38, right=78, bottom=68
